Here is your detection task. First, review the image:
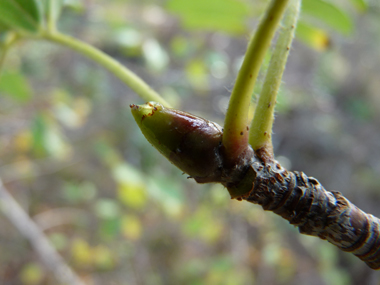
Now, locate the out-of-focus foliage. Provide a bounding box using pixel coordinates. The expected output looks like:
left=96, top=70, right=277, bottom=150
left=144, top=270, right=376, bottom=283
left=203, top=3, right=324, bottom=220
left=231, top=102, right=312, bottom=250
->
left=0, top=70, right=32, bottom=101
left=166, top=0, right=361, bottom=50
left=166, top=0, right=250, bottom=35
left=0, top=0, right=43, bottom=33
left=0, top=0, right=380, bottom=284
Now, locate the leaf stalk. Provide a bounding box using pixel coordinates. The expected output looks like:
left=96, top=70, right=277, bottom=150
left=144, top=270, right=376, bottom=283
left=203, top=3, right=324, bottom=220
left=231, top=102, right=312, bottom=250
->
left=249, top=0, right=301, bottom=158
left=222, top=0, right=290, bottom=163
left=43, top=31, right=171, bottom=107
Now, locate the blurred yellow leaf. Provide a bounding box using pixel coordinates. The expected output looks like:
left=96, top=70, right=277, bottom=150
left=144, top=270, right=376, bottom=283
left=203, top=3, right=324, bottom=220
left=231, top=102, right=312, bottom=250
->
left=113, top=163, right=147, bottom=209
left=183, top=207, right=224, bottom=243
left=93, top=245, right=115, bottom=270
left=185, top=59, right=209, bottom=91
left=118, top=182, right=147, bottom=209
left=10, top=156, right=34, bottom=177
left=200, top=220, right=223, bottom=243
left=73, top=97, right=91, bottom=121
left=14, top=130, right=33, bottom=152
left=296, top=21, right=330, bottom=51
left=121, top=215, right=142, bottom=240
left=20, top=263, right=44, bottom=285
left=71, top=238, right=93, bottom=266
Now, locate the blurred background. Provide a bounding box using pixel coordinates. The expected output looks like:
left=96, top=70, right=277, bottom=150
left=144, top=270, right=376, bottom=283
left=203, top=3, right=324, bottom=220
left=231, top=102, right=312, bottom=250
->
left=1, top=0, right=380, bottom=284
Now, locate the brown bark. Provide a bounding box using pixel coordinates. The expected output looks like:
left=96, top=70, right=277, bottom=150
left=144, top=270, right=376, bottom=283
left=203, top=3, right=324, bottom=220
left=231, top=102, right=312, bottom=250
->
left=224, top=156, right=380, bottom=270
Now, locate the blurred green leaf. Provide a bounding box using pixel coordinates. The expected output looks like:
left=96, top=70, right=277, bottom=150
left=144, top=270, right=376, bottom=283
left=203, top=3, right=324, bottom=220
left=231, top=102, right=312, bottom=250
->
left=100, top=218, right=121, bottom=240
left=31, top=112, right=71, bottom=158
left=185, top=59, right=208, bottom=91
left=346, top=97, right=373, bottom=121
left=183, top=207, right=223, bottom=243
left=94, top=140, right=121, bottom=167
left=0, top=22, right=9, bottom=33
left=62, top=181, right=97, bottom=203
left=302, top=0, right=353, bottom=35
left=31, top=114, right=47, bottom=156
left=95, top=198, right=121, bottom=220
left=148, top=173, right=184, bottom=217
left=0, top=0, right=43, bottom=33
left=113, top=28, right=143, bottom=57
left=49, top=233, right=68, bottom=251
left=142, top=38, right=169, bottom=72
left=113, top=163, right=147, bottom=209
left=0, top=71, right=32, bottom=102
left=321, top=268, right=351, bottom=285
left=349, top=0, right=368, bottom=12
left=42, top=0, right=64, bottom=25
left=166, top=0, right=249, bottom=34
left=296, top=21, right=330, bottom=51
left=43, top=122, right=70, bottom=158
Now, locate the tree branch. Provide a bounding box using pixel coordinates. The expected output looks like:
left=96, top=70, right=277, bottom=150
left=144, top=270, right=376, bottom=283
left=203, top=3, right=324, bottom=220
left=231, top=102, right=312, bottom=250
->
left=0, top=180, right=85, bottom=285
left=225, top=156, right=380, bottom=270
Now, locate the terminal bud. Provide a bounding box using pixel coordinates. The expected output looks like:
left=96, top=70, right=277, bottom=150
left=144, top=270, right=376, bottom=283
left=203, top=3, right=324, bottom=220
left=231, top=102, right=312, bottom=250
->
left=130, top=102, right=223, bottom=183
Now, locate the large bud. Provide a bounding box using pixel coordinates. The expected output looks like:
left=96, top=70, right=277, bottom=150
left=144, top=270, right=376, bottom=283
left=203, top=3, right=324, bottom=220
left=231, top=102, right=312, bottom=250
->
left=130, top=102, right=223, bottom=183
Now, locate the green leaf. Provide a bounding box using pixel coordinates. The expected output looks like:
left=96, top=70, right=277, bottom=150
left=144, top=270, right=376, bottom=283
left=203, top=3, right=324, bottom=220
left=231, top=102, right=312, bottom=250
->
left=0, top=0, right=43, bottom=33
left=94, top=199, right=121, bottom=220
left=0, top=71, right=32, bottom=101
left=99, top=218, right=121, bottom=240
left=0, top=22, right=9, bottom=33
left=349, top=0, right=368, bottom=12
left=31, top=114, right=47, bottom=156
left=302, top=0, right=353, bottom=35
left=166, top=0, right=249, bottom=35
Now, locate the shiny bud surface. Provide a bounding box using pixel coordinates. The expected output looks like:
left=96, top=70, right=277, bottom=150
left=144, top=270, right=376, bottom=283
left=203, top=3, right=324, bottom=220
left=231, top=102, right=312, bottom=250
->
left=130, top=102, right=223, bottom=183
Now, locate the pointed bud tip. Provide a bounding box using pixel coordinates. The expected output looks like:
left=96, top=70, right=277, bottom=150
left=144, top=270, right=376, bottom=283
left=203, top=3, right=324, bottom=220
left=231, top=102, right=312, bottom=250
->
left=130, top=102, right=164, bottom=121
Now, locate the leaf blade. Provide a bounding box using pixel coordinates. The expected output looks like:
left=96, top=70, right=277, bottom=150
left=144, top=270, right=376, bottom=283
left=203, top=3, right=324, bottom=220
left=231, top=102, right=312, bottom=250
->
left=0, top=70, right=32, bottom=102
left=0, top=0, right=43, bottom=33
left=349, top=0, right=368, bottom=12
left=302, top=0, right=353, bottom=35
left=166, top=0, right=250, bottom=34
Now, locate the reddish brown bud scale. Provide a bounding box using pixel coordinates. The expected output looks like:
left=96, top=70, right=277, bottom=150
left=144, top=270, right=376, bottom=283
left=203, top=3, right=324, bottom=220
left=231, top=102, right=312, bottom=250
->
left=130, top=102, right=224, bottom=183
